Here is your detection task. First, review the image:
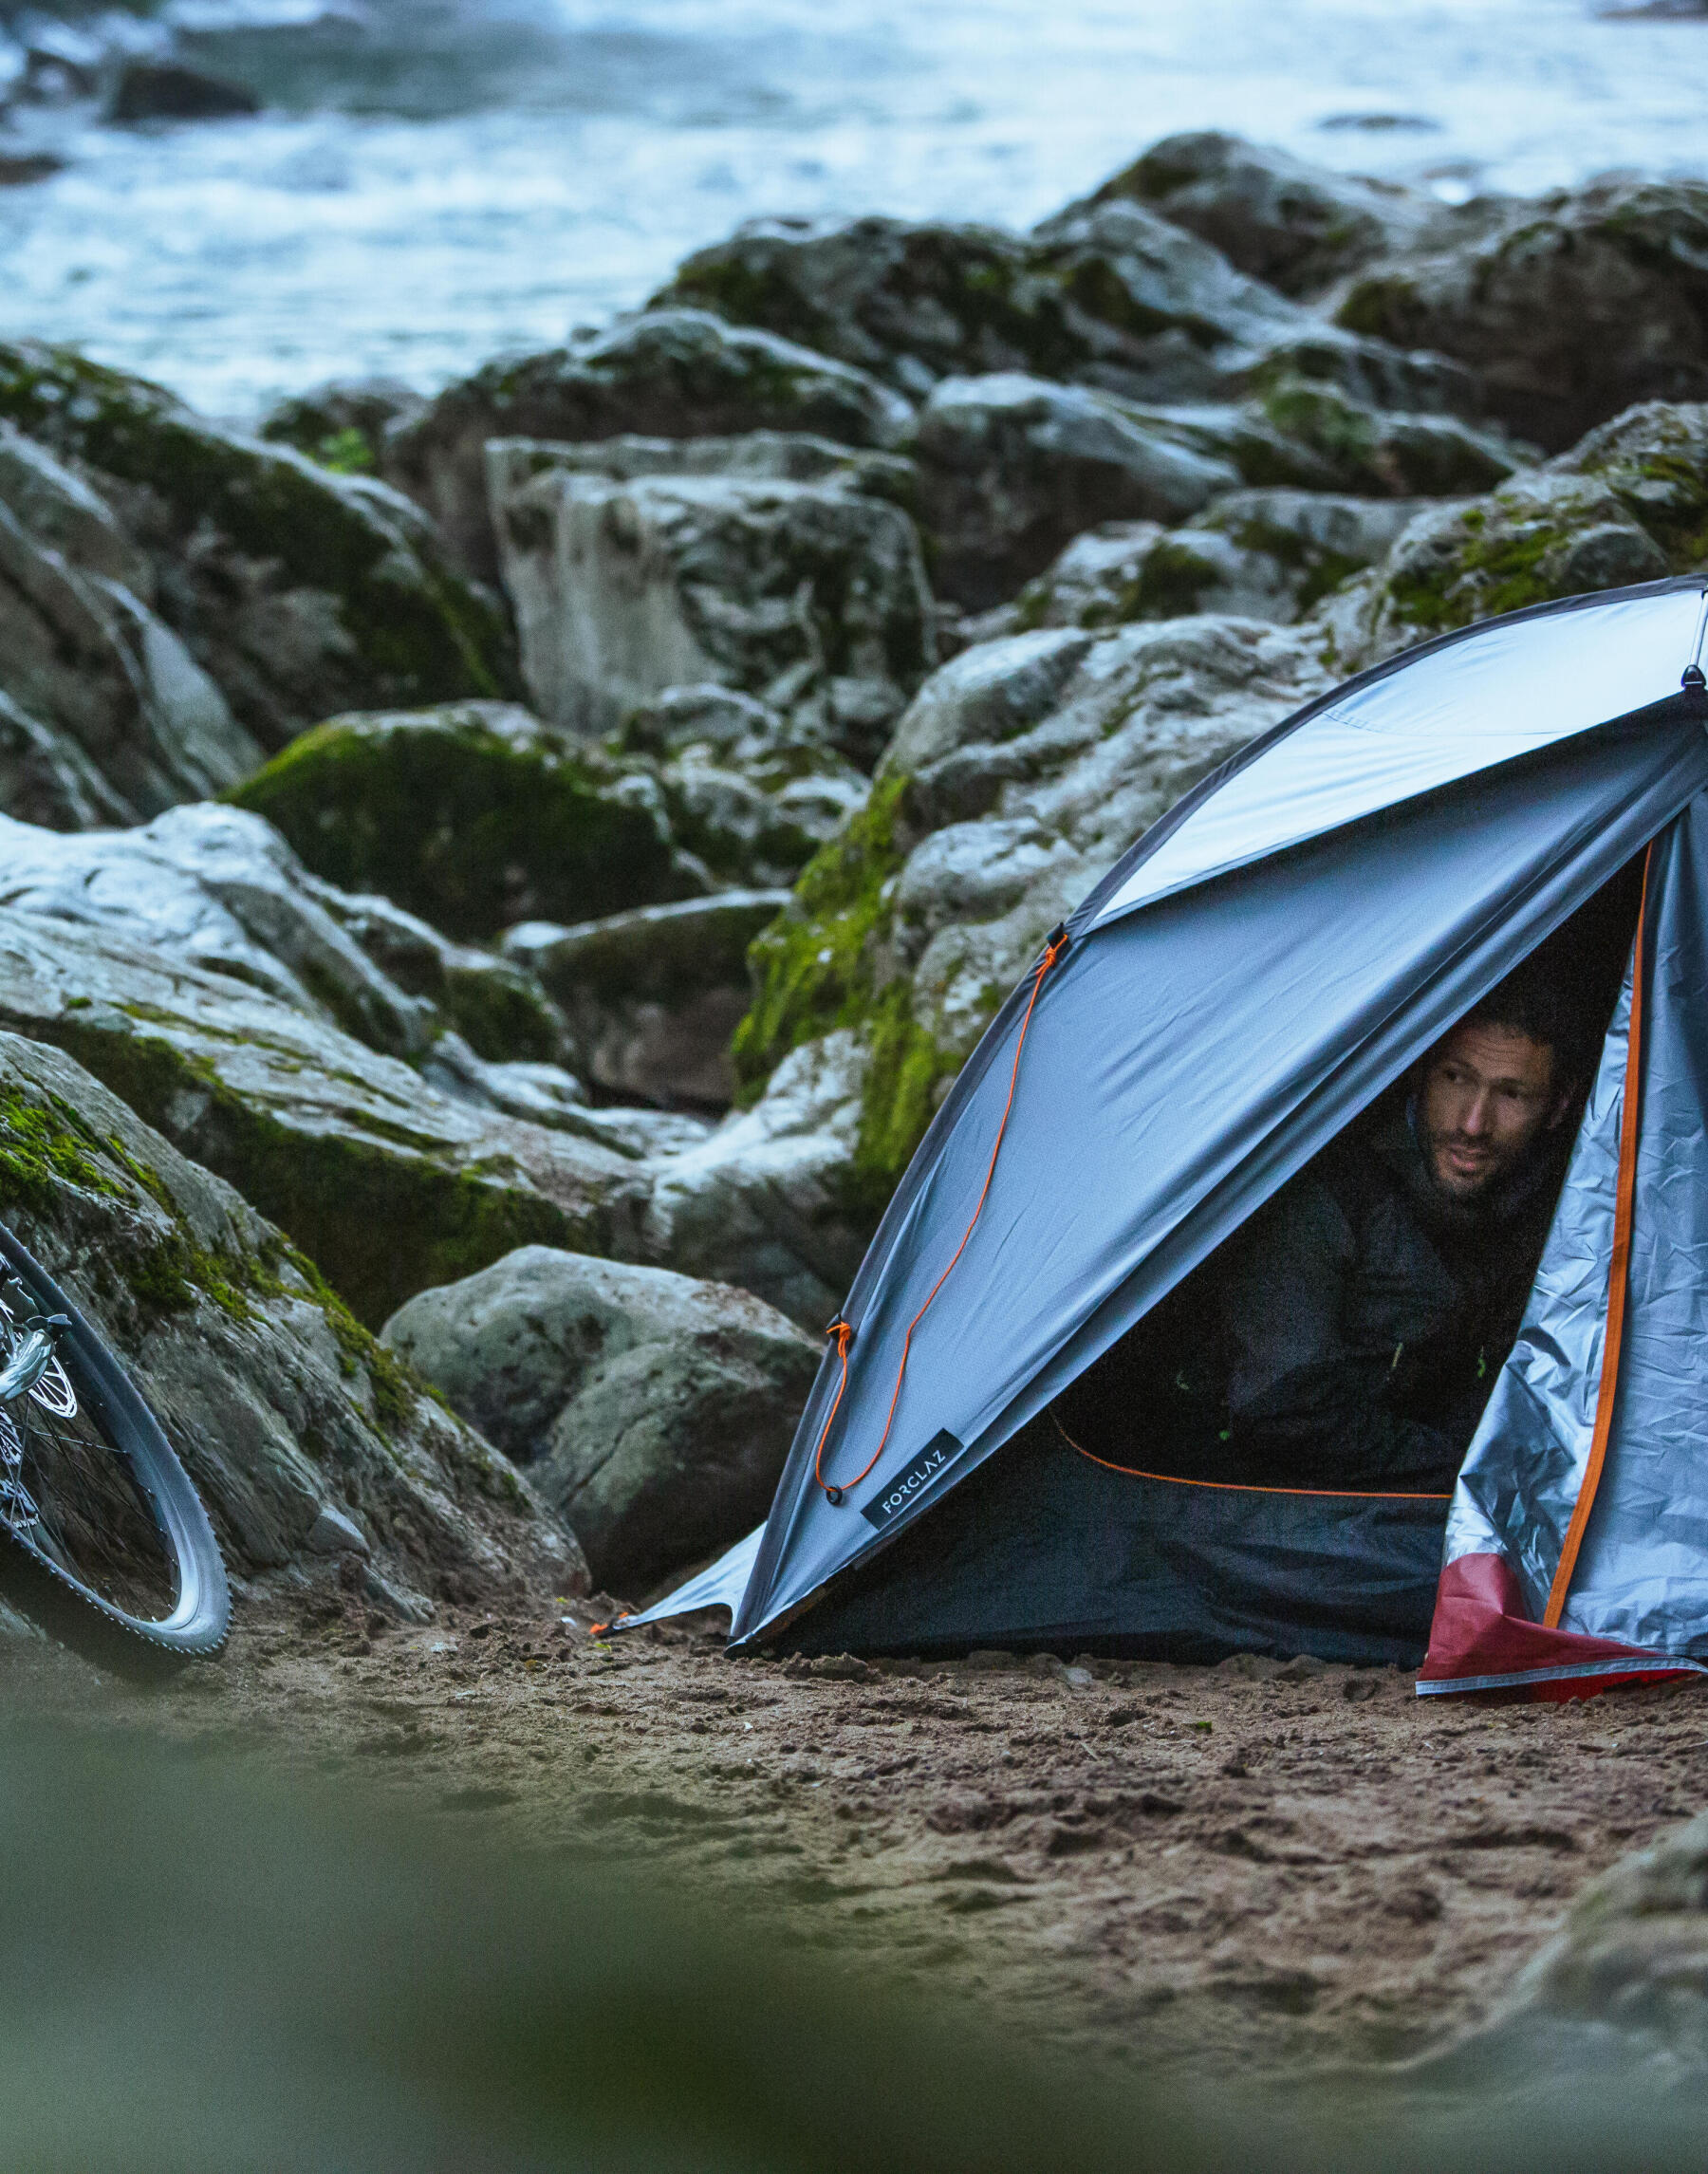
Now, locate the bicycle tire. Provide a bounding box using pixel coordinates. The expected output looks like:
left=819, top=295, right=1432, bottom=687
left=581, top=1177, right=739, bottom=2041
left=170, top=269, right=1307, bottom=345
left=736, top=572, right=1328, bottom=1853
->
left=0, top=1221, right=229, bottom=1660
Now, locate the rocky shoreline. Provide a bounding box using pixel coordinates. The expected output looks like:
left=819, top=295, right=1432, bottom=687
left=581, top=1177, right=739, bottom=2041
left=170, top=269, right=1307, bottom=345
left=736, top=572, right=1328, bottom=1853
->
left=2, top=125, right=1708, bottom=1633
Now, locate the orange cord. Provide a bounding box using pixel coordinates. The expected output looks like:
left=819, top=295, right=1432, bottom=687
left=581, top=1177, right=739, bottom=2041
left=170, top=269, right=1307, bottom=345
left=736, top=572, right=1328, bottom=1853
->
left=1544, top=845, right=1652, bottom=1627
left=1052, top=1412, right=1452, bottom=1500
left=813, top=928, right=1072, bottom=1504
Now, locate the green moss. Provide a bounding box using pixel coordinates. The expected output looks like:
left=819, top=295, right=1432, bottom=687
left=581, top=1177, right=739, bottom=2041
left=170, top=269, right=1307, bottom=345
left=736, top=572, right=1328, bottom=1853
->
left=1259, top=376, right=1379, bottom=475
left=731, top=771, right=911, bottom=1097
left=442, top=960, right=562, bottom=1065
left=312, top=426, right=377, bottom=475
left=227, top=713, right=691, bottom=940
left=46, top=1021, right=583, bottom=1329
left=0, top=341, right=517, bottom=709
left=1128, top=540, right=1220, bottom=620
left=730, top=772, right=968, bottom=1207
left=0, top=1086, right=129, bottom=1211
left=1386, top=515, right=1561, bottom=634
left=664, top=254, right=835, bottom=354
left=843, top=983, right=958, bottom=1224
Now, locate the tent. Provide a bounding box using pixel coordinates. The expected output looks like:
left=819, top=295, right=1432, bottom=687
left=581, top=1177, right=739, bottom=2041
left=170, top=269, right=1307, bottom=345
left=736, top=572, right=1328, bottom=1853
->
left=629, top=576, right=1708, bottom=1700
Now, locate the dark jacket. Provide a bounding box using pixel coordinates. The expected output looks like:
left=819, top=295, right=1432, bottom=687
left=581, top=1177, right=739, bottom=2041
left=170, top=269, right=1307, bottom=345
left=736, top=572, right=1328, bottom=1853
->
left=1216, top=1104, right=1568, bottom=1494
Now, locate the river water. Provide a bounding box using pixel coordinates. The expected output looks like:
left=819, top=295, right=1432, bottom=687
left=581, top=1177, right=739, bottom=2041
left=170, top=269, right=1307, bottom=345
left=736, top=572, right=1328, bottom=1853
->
left=0, top=0, right=1705, bottom=420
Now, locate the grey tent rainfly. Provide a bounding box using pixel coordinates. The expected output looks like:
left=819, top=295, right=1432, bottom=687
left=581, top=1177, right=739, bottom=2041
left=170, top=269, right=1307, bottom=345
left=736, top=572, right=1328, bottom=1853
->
left=623, top=576, right=1708, bottom=1701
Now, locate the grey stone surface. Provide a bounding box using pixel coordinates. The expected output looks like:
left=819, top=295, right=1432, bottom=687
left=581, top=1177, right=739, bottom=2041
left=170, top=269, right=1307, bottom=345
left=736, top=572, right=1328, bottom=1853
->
left=640, top=1029, right=875, bottom=1327
left=0, top=343, right=520, bottom=753
left=1311, top=399, right=1708, bottom=673
left=0, top=428, right=265, bottom=825
left=0, top=1029, right=584, bottom=1609
left=906, top=373, right=1239, bottom=607
left=384, top=307, right=914, bottom=581
left=0, top=892, right=647, bottom=1329
left=1086, top=129, right=1496, bottom=298
left=505, top=889, right=791, bottom=1108
left=383, top=1245, right=818, bottom=1590
left=492, top=461, right=936, bottom=764
left=1001, top=491, right=1434, bottom=632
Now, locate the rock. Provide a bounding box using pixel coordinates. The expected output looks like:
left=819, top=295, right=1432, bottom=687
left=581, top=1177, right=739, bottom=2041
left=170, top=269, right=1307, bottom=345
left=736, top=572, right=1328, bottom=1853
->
left=258, top=376, right=427, bottom=478
left=0, top=154, right=65, bottom=187
left=0, top=897, right=646, bottom=1328
left=0, top=427, right=266, bottom=822
left=733, top=620, right=1331, bottom=1229
left=653, top=214, right=1089, bottom=397
left=1337, top=177, right=1708, bottom=450
left=1087, top=130, right=1489, bottom=299
left=0, top=803, right=438, bottom=1061
left=906, top=374, right=1239, bottom=608
left=1311, top=399, right=1708, bottom=672
left=486, top=429, right=916, bottom=506
left=504, top=889, right=791, bottom=1108
left=306, top=1504, right=370, bottom=1555
left=0, top=342, right=518, bottom=751
left=1029, top=196, right=1477, bottom=418
left=655, top=199, right=1475, bottom=422
left=1252, top=374, right=1530, bottom=497
left=0, top=687, right=126, bottom=831
left=640, top=1029, right=874, bottom=1326
left=306, top=881, right=568, bottom=1066
left=489, top=460, right=936, bottom=764
left=382, top=308, right=914, bottom=582
left=107, top=61, right=261, bottom=123
left=382, top=1245, right=818, bottom=1589
left=1441, top=1810, right=1708, bottom=2075
left=0, top=1029, right=583, bottom=1607
left=1007, top=492, right=1432, bottom=632
left=226, top=701, right=705, bottom=940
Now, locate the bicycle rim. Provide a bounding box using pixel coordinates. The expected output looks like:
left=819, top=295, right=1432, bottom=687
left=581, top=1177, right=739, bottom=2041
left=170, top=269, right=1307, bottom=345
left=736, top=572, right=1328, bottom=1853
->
left=0, top=1225, right=229, bottom=1657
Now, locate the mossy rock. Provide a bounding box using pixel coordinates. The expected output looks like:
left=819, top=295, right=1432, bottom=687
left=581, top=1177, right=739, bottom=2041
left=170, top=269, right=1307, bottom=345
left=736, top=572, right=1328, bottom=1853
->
left=0, top=902, right=640, bottom=1329
left=732, top=771, right=959, bottom=1216
left=0, top=1026, right=582, bottom=1603
left=0, top=341, right=519, bottom=747
left=227, top=701, right=700, bottom=940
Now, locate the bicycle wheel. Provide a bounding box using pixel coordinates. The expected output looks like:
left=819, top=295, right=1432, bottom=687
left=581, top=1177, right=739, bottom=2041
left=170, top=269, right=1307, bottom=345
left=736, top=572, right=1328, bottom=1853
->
left=0, top=1222, right=229, bottom=1658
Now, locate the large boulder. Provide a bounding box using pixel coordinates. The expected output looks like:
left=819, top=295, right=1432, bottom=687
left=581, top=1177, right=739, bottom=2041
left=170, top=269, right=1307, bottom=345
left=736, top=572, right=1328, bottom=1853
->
left=0, top=899, right=648, bottom=1328
left=226, top=701, right=705, bottom=940
left=0, top=343, right=519, bottom=750
left=0, top=424, right=265, bottom=824
left=1337, top=177, right=1708, bottom=451
left=727, top=618, right=1331, bottom=1260
left=1086, top=130, right=1493, bottom=299
left=505, top=889, right=790, bottom=1108
left=654, top=197, right=1476, bottom=420
left=382, top=1245, right=817, bottom=1590
left=381, top=308, right=914, bottom=581
left=1312, top=399, right=1708, bottom=672
left=0, top=1029, right=584, bottom=1612
left=653, top=215, right=1091, bottom=397
left=489, top=456, right=936, bottom=762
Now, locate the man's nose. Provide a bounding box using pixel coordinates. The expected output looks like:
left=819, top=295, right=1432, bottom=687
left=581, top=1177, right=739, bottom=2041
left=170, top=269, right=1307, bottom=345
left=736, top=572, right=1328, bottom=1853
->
left=1461, top=1088, right=1493, bottom=1135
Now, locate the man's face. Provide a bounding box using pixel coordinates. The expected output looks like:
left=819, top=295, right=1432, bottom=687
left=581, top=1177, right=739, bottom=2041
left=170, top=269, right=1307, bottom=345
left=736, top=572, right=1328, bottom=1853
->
left=1418, top=1021, right=1567, bottom=1201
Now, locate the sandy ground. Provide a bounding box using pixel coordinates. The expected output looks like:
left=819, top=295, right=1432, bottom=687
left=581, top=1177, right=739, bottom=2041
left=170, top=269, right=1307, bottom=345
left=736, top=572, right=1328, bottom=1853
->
left=16, top=1592, right=1708, bottom=2083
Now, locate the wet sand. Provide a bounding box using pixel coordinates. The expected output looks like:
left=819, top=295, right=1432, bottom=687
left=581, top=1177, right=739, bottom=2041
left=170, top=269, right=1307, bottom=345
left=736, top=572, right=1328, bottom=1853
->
left=20, top=1592, right=1708, bottom=2083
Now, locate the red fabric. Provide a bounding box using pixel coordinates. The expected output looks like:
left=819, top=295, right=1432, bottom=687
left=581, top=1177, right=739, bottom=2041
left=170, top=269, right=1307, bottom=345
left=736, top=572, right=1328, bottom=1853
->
left=1420, top=1552, right=1679, bottom=1694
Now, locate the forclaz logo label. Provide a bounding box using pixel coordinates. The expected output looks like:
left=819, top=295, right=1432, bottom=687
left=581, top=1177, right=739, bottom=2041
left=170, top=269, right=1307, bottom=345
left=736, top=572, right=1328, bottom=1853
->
left=862, top=1430, right=960, bottom=1530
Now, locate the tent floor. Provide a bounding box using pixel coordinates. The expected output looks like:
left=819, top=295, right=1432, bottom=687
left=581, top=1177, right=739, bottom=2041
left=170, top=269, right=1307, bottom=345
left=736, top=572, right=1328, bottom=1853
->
left=780, top=1420, right=1447, bottom=1664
